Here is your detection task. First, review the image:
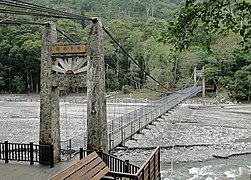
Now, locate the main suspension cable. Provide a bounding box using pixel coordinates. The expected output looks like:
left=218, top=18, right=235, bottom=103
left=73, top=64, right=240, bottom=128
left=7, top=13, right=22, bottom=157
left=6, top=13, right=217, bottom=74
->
left=0, top=8, right=89, bottom=20
left=102, top=26, right=169, bottom=91
left=56, top=28, right=75, bottom=43
left=0, top=0, right=93, bottom=21
left=106, top=64, right=163, bottom=94
left=0, top=19, right=47, bottom=25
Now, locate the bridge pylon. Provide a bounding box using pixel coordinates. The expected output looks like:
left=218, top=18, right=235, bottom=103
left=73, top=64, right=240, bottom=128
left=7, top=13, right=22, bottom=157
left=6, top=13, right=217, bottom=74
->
left=40, top=22, right=61, bottom=163
left=40, top=18, right=108, bottom=164
left=86, top=18, right=108, bottom=153
left=194, top=66, right=205, bottom=97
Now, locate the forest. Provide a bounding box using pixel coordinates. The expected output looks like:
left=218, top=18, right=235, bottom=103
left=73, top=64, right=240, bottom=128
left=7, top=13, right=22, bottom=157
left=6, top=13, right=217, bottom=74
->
left=0, top=0, right=250, bottom=102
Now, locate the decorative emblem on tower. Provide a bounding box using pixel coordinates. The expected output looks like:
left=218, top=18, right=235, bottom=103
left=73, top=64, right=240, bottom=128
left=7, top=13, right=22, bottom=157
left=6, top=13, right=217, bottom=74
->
left=52, top=56, right=87, bottom=75
left=50, top=43, right=88, bottom=87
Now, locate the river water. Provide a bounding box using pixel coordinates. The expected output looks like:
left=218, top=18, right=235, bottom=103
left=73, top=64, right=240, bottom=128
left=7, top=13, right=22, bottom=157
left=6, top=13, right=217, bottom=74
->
left=161, top=154, right=251, bottom=179
left=159, top=102, right=251, bottom=180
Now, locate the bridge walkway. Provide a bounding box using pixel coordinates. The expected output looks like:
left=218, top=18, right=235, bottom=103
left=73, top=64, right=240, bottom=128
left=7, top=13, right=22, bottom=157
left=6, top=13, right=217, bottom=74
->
left=108, top=86, right=202, bottom=150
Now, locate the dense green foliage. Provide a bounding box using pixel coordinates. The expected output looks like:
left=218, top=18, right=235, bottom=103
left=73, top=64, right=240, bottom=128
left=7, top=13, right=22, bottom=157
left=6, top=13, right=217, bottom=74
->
left=0, top=0, right=250, bottom=102
left=161, top=0, right=251, bottom=102
left=0, top=0, right=180, bottom=94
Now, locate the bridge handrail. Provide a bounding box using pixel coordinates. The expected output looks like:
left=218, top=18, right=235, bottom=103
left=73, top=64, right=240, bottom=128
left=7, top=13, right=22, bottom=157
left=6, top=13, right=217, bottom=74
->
left=136, top=146, right=160, bottom=179
left=108, top=86, right=202, bottom=150
left=60, top=86, right=202, bottom=155
left=106, top=146, right=161, bottom=180
left=79, top=148, right=140, bottom=174
left=108, top=86, right=202, bottom=134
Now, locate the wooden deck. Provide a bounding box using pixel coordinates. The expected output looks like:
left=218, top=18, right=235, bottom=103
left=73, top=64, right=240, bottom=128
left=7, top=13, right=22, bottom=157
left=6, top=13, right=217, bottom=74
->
left=50, top=151, right=109, bottom=180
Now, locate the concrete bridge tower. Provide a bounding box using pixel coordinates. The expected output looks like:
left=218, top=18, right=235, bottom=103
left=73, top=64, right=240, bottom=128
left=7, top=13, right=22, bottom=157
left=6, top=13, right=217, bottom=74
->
left=39, top=19, right=108, bottom=163
left=194, top=66, right=205, bottom=97
left=39, top=22, right=61, bottom=162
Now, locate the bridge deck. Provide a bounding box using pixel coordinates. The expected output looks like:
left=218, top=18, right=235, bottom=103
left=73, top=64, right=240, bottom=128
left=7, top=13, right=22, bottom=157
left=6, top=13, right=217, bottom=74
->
left=108, top=86, right=202, bottom=150
left=59, top=86, right=202, bottom=154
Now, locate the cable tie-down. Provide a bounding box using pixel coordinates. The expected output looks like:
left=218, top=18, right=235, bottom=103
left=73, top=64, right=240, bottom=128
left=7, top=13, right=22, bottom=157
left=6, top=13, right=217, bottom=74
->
left=91, top=17, right=102, bottom=27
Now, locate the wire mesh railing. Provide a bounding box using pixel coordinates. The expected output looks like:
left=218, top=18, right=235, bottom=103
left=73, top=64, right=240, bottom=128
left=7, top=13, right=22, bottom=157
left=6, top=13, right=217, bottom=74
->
left=108, top=86, right=202, bottom=150
left=60, top=133, right=87, bottom=159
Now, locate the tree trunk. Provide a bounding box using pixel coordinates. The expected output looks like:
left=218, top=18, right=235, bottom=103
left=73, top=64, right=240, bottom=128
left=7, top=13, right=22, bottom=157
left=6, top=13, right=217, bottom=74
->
left=30, top=74, right=34, bottom=92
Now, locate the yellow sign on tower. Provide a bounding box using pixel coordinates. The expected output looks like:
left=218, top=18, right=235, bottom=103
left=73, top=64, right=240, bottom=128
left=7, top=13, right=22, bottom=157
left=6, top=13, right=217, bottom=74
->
left=51, top=44, right=86, bottom=54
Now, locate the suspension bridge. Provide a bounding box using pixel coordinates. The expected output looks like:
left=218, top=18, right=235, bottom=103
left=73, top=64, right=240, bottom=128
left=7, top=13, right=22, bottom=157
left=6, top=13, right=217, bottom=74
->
left=59, top=85, right=203, bottom=156
left=0, top=0, right=206, bottom=169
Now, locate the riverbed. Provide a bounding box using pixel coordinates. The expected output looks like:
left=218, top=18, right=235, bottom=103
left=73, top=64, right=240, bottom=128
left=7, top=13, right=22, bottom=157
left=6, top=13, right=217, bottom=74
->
left=0, top=94, right=251, bottom=179
left=112, top=98, right=251, bottom=179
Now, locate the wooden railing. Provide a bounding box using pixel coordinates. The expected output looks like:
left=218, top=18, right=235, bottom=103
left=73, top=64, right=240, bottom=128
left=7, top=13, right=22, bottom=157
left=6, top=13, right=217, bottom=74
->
left=79, top=148, right=140, bottom=174
left=80, top=147, right=161, bottom=180
left=0, top=141, right=54, bottom=167
left=136, top=146, right=161, bottom=180
left=107, top=146, right=161, bottom=180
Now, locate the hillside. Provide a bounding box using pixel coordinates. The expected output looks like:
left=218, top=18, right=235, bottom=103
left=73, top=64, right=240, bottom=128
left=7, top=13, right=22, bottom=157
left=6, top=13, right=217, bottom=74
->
left=0, top=0, right=250, bottom=102
left=32, top=0, right=181, bottom=21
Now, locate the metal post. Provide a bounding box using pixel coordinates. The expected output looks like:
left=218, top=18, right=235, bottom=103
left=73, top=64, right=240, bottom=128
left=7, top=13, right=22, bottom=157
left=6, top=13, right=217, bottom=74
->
left=202, top=66, right=205, bottom=98
left=30, top=142, right=34, bottom=165
left=99, top=149, right=103, bottom=160
left=4, top=141, right=8, bottom=163
left=112, top=120, right=114, bottom=132
left=108, top=133, right=112, bottom=151
left=125, top=160, right=129, bottom=173
left=131, top=122, right=134, bottom=136
left=120, top=117, right=124, bottom=144
left=158, top=148, right=161, bottom=179
left=68, top=139, right=72, bottom=159
left=194, top=67, right=197, bottom=85
left=50, top=145, right=54, bottom=168
left=139, top=117, right=142, bottom=131
left=80, top=148, right=83, bottom=160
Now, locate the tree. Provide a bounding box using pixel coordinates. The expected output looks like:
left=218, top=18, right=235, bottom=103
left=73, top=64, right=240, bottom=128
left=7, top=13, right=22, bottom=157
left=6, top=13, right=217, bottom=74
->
left=0, top=63, right=7, bottom=89
left=159, top=0, right=251, bottom=102
left=12, top=76, right=25, bottom=94
left=177, top=46, right=208, bottom=88
left=232, top=66, right=251, bottom=101
left=160, top=0, right=251, bottom=51
left=56, top=19, right=88, bottom=42
left=145, top=37, right=174, bottom=89
left=229, top=46, right=251, bottom=101
left=7, top=24, right=41, bottom=93
left=105, top=69, right=119, bottom=91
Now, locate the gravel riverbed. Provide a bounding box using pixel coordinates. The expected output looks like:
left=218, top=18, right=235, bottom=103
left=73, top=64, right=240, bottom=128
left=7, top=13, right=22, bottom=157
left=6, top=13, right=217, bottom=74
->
left=112, top=98, right=251, bottom=165
left=1, top=94, right=251, bottom=178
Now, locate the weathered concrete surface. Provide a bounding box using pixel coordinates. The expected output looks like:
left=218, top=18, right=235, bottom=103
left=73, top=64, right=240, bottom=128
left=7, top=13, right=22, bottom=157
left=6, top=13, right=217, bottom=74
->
left=86, top=19, right=108, bottom=152
left=40, top=22, right=60, bottom=162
